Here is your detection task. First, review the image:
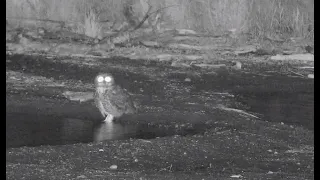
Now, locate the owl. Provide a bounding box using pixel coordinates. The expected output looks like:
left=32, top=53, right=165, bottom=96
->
left=94, top=73, right=136, bottom=123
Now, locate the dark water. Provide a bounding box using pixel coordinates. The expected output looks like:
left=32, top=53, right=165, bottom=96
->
left=235, top=91, right=314, bottom=129
left=6, top=114, right=93, bottom=148
left=6, top=108, right=208, bottom=148
left=6, top=54, right=314, bottom=148
left=233, top=75, right=314, bottom=129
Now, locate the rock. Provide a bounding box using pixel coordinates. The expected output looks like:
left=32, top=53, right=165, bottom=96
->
left=305, top=45, right=313, bottom=54
left=234, top=45, right=257, bottom=55
left=140, top=41, right=161, bottom=47
left=270, top=54, right=314, bottom=61
left=37, top=27, right=46, bottom=35
left=6, top=32, right=16, bottom=41
left=230, top=174, right=242, bottom=178
left=231, top=61, right=242, bottom=70
left=308, top=74, right=314, bottom=79
left=184, top=78, right=191, bottom=82
left=25, top=30, right=42, bottom=39
left=62, top=91, right=94, bottom=103
left=157, top=54, right=173, bottom=61
left=110, top=165, right=118, bottom=170
left=76, top=175, right=87, bottom=179
left=171, top=61, right=191, bottom=68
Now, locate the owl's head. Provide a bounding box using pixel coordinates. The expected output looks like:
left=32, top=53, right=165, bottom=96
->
left=95, top=73, right=115, bottom=87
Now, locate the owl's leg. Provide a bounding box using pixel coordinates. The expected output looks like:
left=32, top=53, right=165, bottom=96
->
left=96, top=101, right=105, bottom=117
left=104, top=114, right=114, bottom=123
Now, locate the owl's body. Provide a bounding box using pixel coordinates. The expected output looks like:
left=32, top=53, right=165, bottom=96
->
left=94, top=73, right=136, bottom=123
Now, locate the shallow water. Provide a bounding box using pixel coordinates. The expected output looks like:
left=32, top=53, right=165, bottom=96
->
left=6, top=107, right=209, bottom=148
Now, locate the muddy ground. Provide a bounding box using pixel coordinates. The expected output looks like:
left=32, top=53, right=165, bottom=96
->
left=6, top=52, right=314, bottom=179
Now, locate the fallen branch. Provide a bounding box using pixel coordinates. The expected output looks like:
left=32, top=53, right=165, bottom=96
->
left=133, top=5, right=153, bottom=31
left=140, top=41, right=161, bottom=48
left=167, top=43, right=218, bottom=51
left=297, top=66, right=314, bottom=69
left=234, top=45, right=257, bottom=55
left=219, top=106, right=260, bottom=119
left=287, top=70, right=305, bottom=77
left=133, top=4, right=179, bottom=32
left=62, top=91, right=94, bottom=103
left=211, top=92, right=234, bottom=97
left=7, top=16, right=66, bottom=26
left=192, top=63, right=226, bottom=69
left=153, top=54, right=203, bottom=61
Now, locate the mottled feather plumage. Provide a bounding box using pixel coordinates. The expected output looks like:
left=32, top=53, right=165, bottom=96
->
left=94, top=73, right=136, bottom=121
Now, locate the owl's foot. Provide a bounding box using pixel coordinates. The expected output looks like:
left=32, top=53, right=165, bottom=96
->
left=103, top=114, right=114, bottom=123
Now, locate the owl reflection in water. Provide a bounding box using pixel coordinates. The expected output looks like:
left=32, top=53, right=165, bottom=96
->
left=94, top=73, right=136, bottom=123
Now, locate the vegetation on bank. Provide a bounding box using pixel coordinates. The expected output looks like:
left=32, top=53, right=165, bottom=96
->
left=6, top=0, right=313, bottom=41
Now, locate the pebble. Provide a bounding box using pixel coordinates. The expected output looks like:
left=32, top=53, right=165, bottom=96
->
left=110, top=165, right=118, bottom=170
left=184, top=78, right=191, bottom=82
left=76, top=175, right=87, bottom=179
left=232, top=61, right=242, bottom=70
left=230, top=174, right=242, bottom=178
left=308, top=74, right=314, bottom=79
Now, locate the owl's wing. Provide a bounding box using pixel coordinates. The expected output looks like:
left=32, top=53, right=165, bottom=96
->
left=108, top=85, right=136, bottom=114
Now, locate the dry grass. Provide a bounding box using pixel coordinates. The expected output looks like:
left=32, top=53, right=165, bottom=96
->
left=247, top=0, right=314, bottom=40
left=6, top=0, right=313, bottom=40
left=75, top=6, right=102, bottom=39
left=165, top=0, right=248, bottom=34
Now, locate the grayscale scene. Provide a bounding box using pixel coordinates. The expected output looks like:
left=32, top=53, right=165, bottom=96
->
left=6, top=0, right=314, bottom=179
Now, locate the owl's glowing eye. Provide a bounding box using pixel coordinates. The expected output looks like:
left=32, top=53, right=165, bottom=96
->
left=97, top=76, right=104, bottom=83
left=104, top=76, right=112, bottom=82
